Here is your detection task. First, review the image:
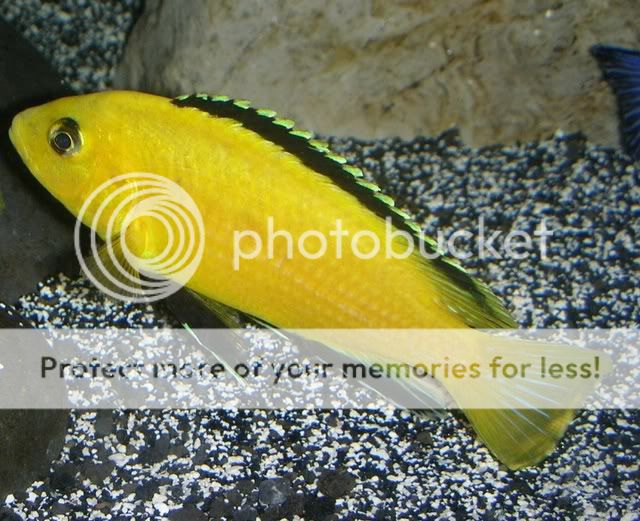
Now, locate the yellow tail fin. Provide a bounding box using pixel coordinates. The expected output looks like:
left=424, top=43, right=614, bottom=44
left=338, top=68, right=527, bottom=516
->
left=441, top=334, right=610, bottom=470
left=464, top=408, right=575, bottom=470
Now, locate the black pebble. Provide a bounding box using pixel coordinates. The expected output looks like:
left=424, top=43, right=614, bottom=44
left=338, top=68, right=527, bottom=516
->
left=232, top=506, right=257, bottom=521
left=268, top=428, right=283, bottom=441
left=326, top=414, right=339, bottom=427
left=555, top=494, right=575, bottom=511
left=415, top=430, right=434, bottom=446
left=50, top=463, right=78, bottom=493
left=304, top=469, right=316, bottom=484
left=290, top=443, right=305, bottom=456
left=236, top=479, right=256, bottom=495
left=510, top=477, right=534, bottom=495
left=170, top=444, right=190, bottom=458
left=67, top=444, right=85, bottom=462
left=374, top=508, right=394, bottom=520
left=115, top=429, right=130, bottom=445
left=82, top=462, right=115, bottom=484
left=436, top=206, right=456, bottom=226
left=258, top=477, right=293, bottom=507
left=317, top=470, right=356, bottom=499
left=0, top=507, right=23, bottom=521
left=563, top=133, right=587, bottom=164
left=135, top=481, right=159, bottom=501
left=129, top=484, right=145, bottom=499
left=138, top=434, right=171, bottom=464
left=305, top=496, right=336, bottom=518
left=225, top=489, right=244, bottom=507
left=192, top=444, right=208, bottom=465
left=168, top=505, right=207, bottom=521
left=260, top=506, right=284, bottom=521
left=95, top=410, right=114, bottom=438
left=285, top=493, right=306, bottom=516
left=50, top=502, right=71, bottom=515
left=206, top=497, right=232, bottom=519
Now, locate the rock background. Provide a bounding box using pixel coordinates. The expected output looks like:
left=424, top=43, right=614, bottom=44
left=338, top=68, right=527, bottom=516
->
left=0, top=17, right=77, bottom=304
left=116, top=0, right=640, bottom=147
left=0, top=304, right=69, bottom=503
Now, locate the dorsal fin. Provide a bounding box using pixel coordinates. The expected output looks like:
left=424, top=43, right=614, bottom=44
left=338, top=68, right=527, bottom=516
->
left=172, top=94, right=422, bottom=236
left=171, top=94, right=516, bottom=328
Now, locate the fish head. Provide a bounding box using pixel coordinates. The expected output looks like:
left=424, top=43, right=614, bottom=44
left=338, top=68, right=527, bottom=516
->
left=9, top=92, right=154, bottom=238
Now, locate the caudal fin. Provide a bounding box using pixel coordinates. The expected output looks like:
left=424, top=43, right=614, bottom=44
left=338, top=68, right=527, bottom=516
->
left=464, top=408, right=574, bottom=470
left=442, top=334, right=610, bottom=470
left=591, top=44, right=640, bottom=160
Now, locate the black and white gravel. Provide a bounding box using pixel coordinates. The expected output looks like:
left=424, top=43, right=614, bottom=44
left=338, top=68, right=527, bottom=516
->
left=0, top=132, right=636, bottom=520
left=0, top=0, right=142, bottom=92
left=0, top=1, right=639, bottom=520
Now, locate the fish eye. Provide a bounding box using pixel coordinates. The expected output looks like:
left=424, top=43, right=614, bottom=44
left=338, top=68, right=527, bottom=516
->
left=48, top=118, right=82, bottom=156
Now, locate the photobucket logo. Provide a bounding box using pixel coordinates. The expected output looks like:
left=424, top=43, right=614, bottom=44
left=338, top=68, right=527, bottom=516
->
left=74, top=173, right=205, bottom=303
left=232, top=216, right=552, bottom=270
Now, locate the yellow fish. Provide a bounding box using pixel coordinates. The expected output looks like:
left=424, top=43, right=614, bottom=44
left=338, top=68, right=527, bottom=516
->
left=9, top=91, right=596, bottom=469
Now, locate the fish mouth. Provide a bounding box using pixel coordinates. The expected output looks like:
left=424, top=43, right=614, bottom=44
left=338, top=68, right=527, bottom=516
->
left=8, top=121, right=19, bottom=150
left=8, top=116, right=27, bottom=161
left=8, top=113, right=36, bottom=175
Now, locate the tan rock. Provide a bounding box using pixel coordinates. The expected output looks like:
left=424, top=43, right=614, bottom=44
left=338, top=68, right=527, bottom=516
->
left=116, top=0, right=640, bottom=147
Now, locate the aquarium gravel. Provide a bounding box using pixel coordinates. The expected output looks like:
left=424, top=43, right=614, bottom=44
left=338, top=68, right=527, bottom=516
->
left=1, top=1, right=639, bottom=520
left=0, top=0, right=142, bottom=92
left=0, top=133, right=636, bottom=520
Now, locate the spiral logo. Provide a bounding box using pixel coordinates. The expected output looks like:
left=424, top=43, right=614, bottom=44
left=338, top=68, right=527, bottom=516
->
left=74, top=172, right=205, bottom=303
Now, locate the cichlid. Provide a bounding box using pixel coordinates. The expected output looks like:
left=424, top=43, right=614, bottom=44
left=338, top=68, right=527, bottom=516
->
left=9, top=91, right=597, bottom=469
left=592, top=44, right=640, bottom=160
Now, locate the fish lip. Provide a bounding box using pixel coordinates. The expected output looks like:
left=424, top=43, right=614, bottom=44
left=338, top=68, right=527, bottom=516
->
left=8, top=117, right=25, bottom=158
left=7, top=121, right=18, bottom=148
left=8, top=115, right=33, bottom=168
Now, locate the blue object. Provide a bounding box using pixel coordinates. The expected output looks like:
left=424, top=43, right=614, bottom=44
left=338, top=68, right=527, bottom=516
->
left=592, top=44, right=640, bottom=160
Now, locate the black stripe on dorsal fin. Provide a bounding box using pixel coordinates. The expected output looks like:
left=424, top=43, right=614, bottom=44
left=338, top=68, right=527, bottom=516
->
left=171, top=94, right=515, bottom=327
left=172, top=94, right=423, bottom=238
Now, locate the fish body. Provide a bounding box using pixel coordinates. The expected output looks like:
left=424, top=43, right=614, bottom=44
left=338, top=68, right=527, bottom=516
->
left=592, top=44, right=640, bottom=160
left=10, top=91, right=595, bottom=469
left=10, top=92, right=508, bottom=330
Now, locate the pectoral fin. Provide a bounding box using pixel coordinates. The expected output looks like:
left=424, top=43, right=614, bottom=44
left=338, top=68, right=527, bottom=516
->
left=182, top=289, right=247, bottom=329
left=84, top=236, right=142, bottom=300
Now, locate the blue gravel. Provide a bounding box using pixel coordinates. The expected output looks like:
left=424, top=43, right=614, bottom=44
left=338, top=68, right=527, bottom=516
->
left=0, top=1, right=639, bottom=520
